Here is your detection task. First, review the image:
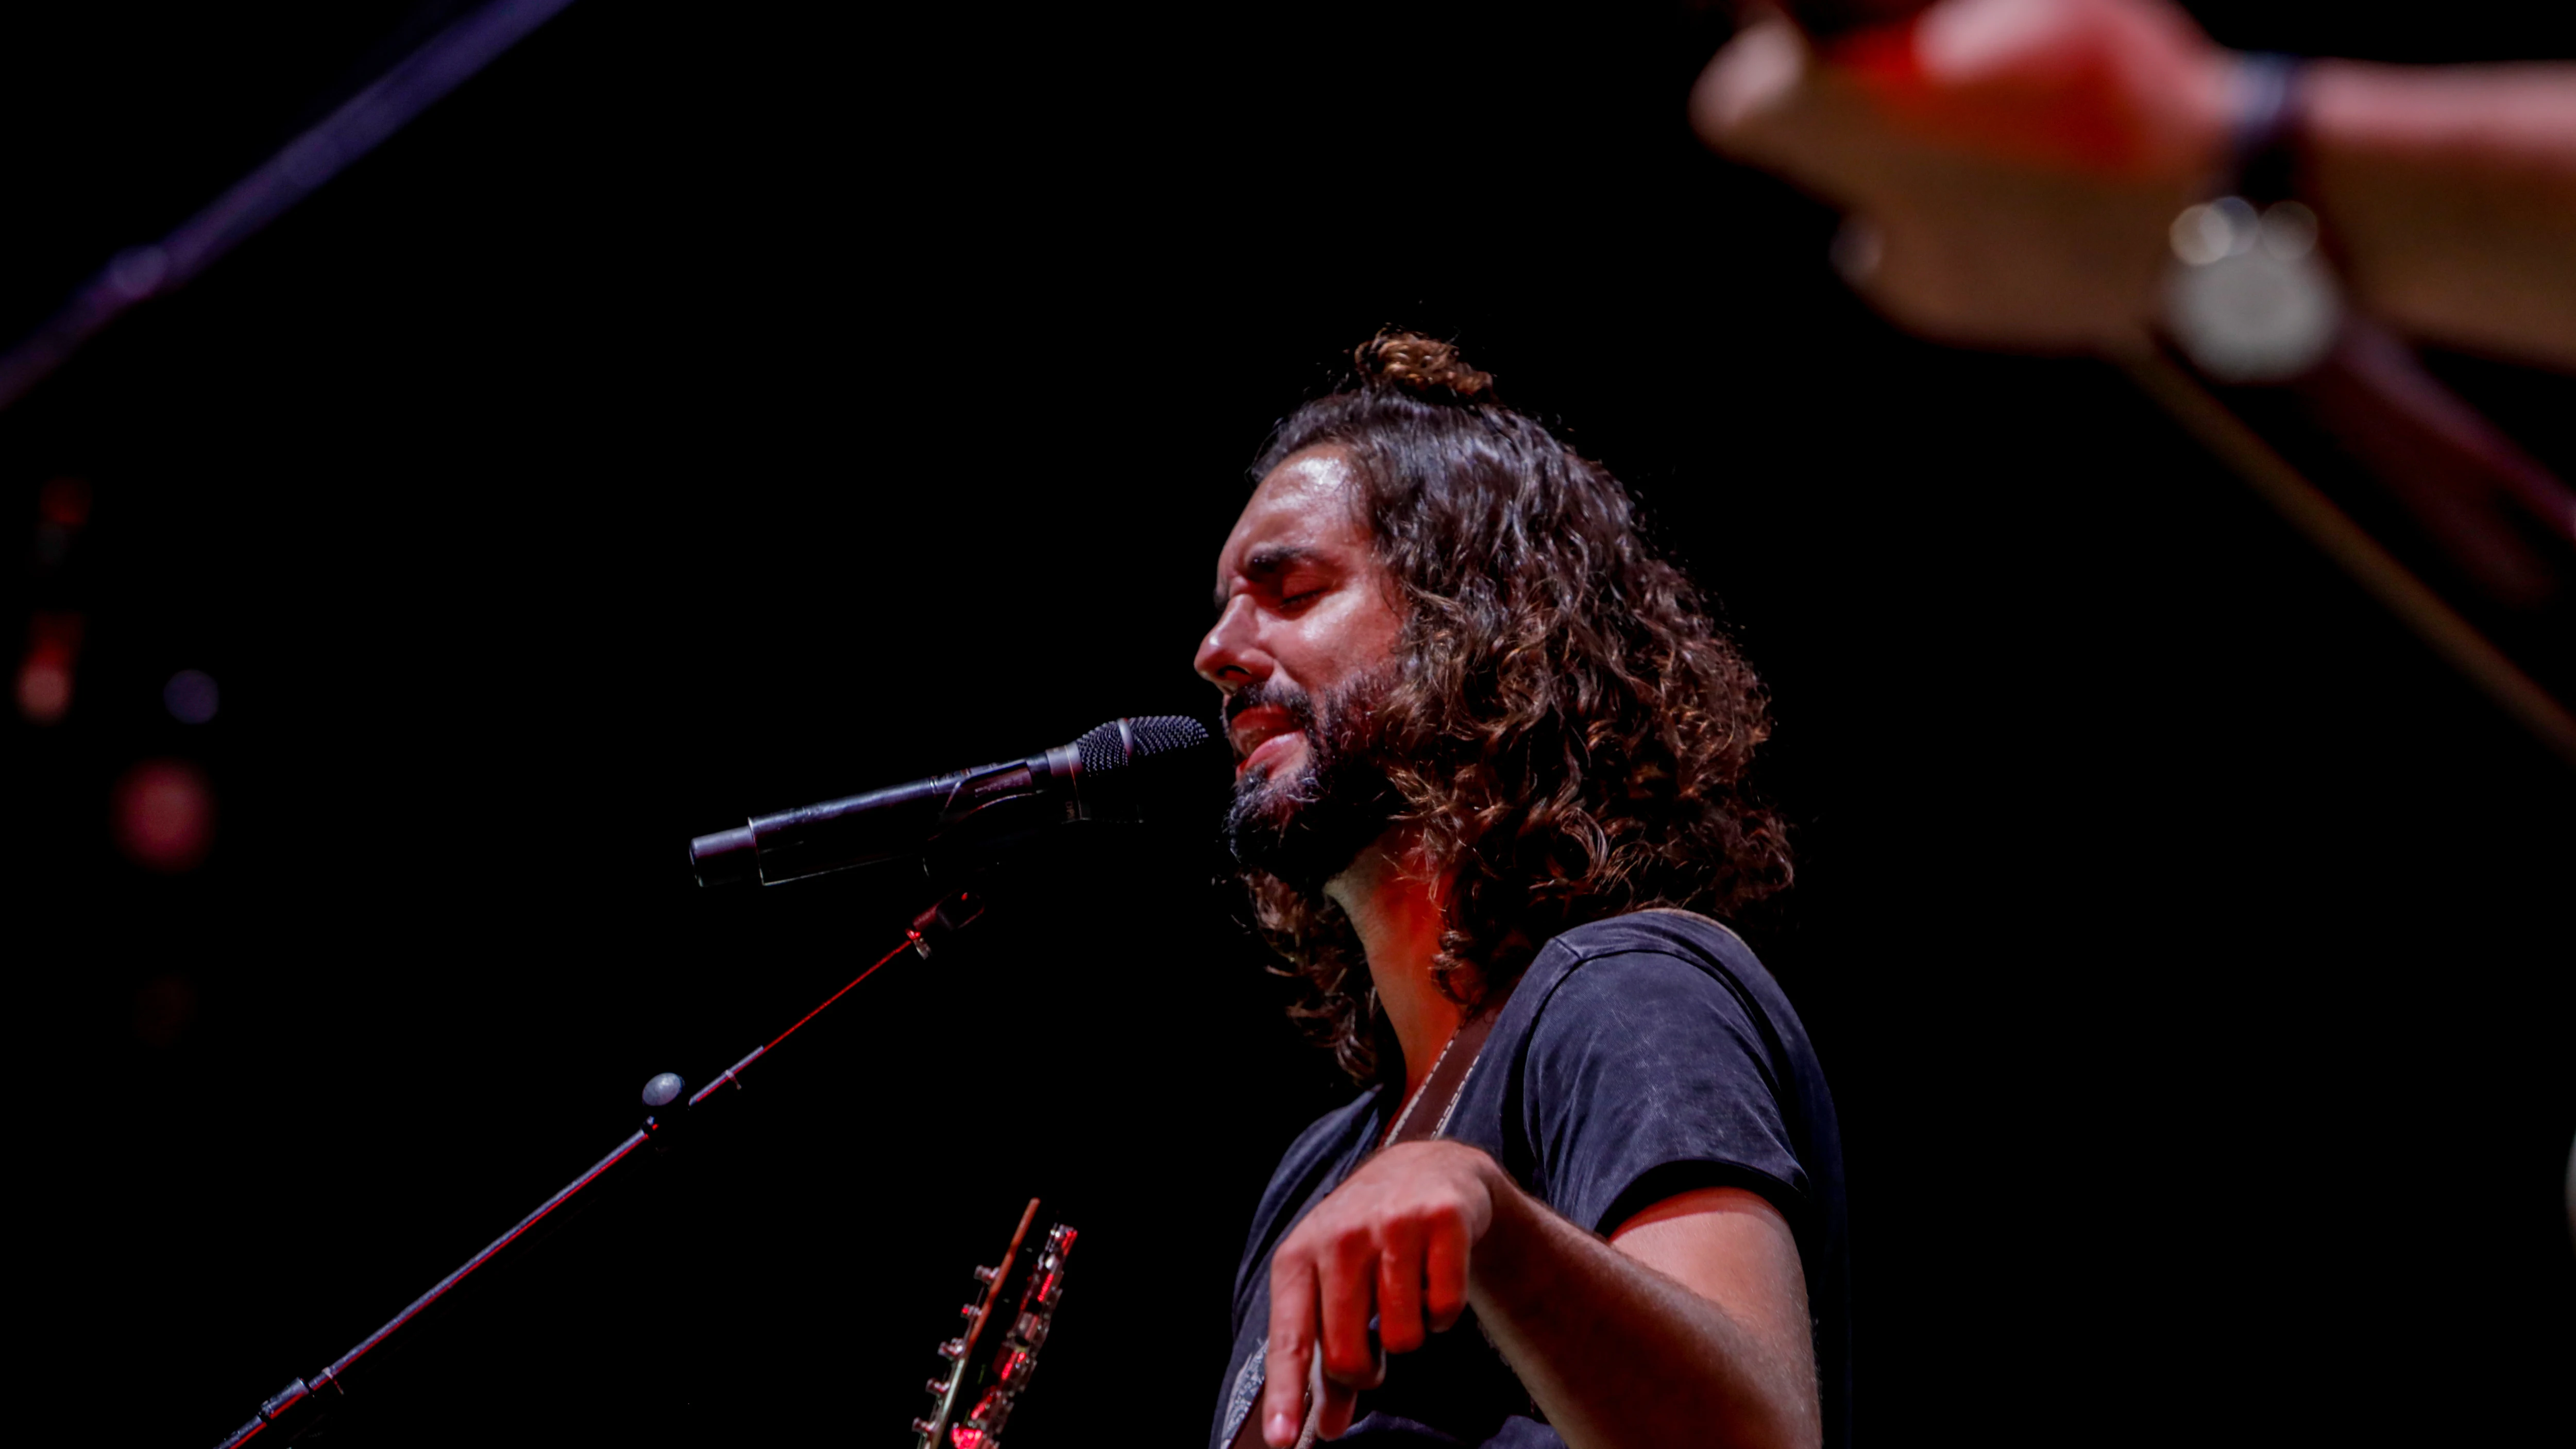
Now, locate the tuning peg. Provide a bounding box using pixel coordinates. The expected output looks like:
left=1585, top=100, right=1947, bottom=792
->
left=938, top=1338, right=966, bottom=1360
left=1046, top=1224, right=1077, bottom=1253
left=973, top=1264, right=999, bottom=1285
left=911, top=1417, right=938, bottom=1436
left=960, top=1302, right=983, bottom=1321
left=925, top=1377, right=948, bottom=1397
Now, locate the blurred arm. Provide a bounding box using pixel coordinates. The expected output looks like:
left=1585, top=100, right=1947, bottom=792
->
left=2304, top=59, right=2576, bottom=363
left=1693, top=0, right=2576, bottom=369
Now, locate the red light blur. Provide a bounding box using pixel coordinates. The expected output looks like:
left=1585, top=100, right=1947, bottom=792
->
left=38, top=476, right=91, bottom=528
left=113, top=758, right=216, bottom=872
left=16, top=611, right=83, bottom=724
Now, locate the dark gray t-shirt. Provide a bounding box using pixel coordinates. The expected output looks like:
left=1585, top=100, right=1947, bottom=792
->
left=1211, top=911, right=1849, bottom=1449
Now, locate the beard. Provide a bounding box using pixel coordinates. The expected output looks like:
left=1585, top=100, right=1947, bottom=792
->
left=1222, top=671, right=1400, bottom=897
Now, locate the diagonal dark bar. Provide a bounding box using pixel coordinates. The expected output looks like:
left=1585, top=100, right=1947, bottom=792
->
left=0, top=0, right=581, bottom=414
left=212, top=1127, right=655, bottom=1448
left=206, top=894, right=974, bottom=1448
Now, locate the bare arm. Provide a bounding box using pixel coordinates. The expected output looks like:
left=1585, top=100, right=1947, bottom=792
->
left=1693, top=0, right=2576, bottom=369
left=1477, top=1180, right=1819, bottom=1449
left=1260, top=1140, right=1818, bottom=1449
left=2303, top=59, right=2576, bottom=362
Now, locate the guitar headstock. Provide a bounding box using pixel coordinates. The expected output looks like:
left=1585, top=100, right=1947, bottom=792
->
left=911, top=1199, right=1076, bottom=1449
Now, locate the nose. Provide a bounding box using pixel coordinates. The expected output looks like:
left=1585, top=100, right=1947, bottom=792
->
left=1195, top=593, right=1271, bottom=691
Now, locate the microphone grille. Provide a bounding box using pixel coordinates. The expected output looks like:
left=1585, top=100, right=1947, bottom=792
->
left=1074, top=715, right=1212, bottom=775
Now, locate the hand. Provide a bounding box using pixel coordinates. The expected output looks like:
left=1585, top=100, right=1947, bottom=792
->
left=1693, top=0, right=2238, bottom=350
left=1261, top=1139, right=1503, bottom=1444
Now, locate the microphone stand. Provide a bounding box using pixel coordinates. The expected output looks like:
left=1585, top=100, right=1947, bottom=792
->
left=210, top=885, right=990, bottom=1449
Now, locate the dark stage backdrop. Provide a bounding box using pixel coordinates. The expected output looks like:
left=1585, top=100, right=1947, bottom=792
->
left=5, top=3, right=2569, bottom=1445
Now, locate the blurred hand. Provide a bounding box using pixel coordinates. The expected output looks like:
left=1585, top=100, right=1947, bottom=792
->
left=1693, top=0, right=2238, bottom=351
left=1261, top=1139, right=1499, bottom=1444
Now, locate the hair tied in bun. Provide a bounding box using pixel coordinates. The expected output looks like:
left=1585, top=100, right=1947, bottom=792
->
left=1353, top=330, right=1497, bottom=405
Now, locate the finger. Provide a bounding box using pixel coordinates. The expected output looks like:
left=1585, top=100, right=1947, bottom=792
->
left=1422, top=1214, right=1471, bottom=1334
left=1374, top=1216, right=1428, bottom=1356
left=1317, top=1233, right=1383, bottom=1388
left=1315, top=1371, right=1360, bottom=1442
left=1691, top=15, right=1910, bottom=204
left=1264, top=1252, right=1318, bottom=1447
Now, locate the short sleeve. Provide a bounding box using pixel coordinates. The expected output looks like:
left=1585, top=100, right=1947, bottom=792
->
left=1517, top=948, right=1812, bottom=1237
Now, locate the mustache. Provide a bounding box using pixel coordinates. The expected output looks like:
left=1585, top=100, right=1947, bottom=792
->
left=1223, top=680, right=1317, bottom=739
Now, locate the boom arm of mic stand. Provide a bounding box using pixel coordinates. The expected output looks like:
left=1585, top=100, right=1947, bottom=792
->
left=209, top=887, right=988, bottom=1449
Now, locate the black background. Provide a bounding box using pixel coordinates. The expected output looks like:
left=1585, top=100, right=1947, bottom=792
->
left=5, top=3, right=2570, bottom=1445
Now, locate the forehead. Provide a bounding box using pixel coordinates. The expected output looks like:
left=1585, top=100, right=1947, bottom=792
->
left=1214, top=448, right=1368, bottom=586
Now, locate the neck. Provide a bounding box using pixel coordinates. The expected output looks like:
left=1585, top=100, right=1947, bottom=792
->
left=1324, top=829, right=1466, bottom=1104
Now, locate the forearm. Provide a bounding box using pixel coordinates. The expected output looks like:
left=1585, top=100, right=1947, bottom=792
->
left=2304, top=60, right=2576, bottom=366
left=1465, top=1177, right=1819, bottom=1449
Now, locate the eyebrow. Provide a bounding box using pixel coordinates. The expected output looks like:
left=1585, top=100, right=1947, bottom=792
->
left=1213, top=543, right=1321, bottom=610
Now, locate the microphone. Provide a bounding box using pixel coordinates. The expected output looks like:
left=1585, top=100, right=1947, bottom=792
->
left=688, top=715, right=1215, bottom=888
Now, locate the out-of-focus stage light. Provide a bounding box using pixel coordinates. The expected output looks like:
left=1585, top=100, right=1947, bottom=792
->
left=15, top=611, right=83, bottom=724
left=38, top=476, right=91, bottom=527
left=165, top=668, right=221, bottom=724
left=18, top=655, right=73, bottom=722
left=2163, top=198, right=2338, bottom=382
left=36, top=476, right=90, bottom=567
left=113, top=758, right=215, bottom=872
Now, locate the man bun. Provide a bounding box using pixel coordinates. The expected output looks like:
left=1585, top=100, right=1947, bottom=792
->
left=1353, top=330, right=1497, bottom=405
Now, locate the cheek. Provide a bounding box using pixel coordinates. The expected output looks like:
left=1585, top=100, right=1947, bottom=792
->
left=1327, top=587, right=1405, bottom=669
left=1359, top=593, right=1405, bottom=659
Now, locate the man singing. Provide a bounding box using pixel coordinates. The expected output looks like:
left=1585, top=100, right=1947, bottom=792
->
left=1199, top=333, right=1848, bottom=1449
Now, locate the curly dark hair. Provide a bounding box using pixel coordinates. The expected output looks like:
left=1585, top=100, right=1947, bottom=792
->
left=1241, top=331, right=1791, bottom=1082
